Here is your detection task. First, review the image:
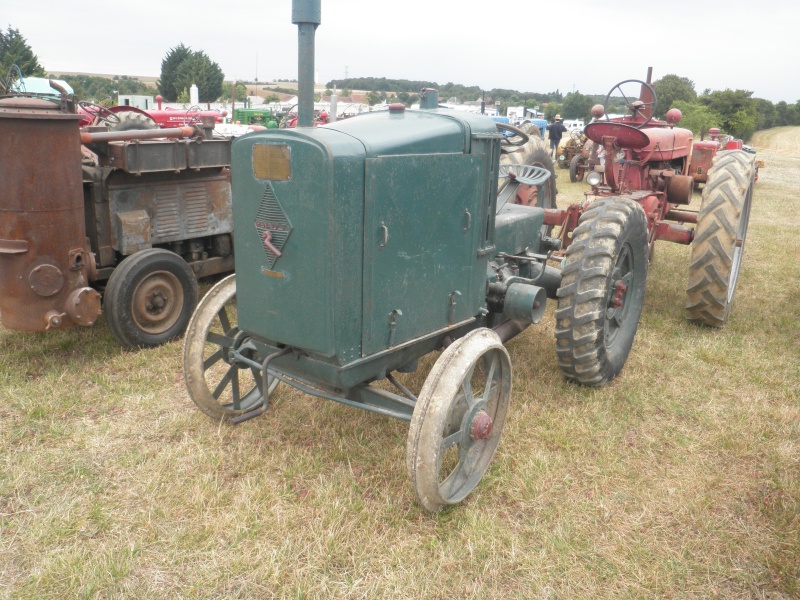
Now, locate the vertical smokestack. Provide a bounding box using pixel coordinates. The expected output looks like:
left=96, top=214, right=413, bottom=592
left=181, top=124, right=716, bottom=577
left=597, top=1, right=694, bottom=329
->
left=292, top=0, right=321, bottom=128
left=640, top=66, right=655, bottom=120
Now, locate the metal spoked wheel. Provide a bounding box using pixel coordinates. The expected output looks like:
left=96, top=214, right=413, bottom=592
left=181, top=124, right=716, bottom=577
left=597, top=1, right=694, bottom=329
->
left=407, top=328, right=512, bottom=512
left=183, top=274, right=278, bottom=421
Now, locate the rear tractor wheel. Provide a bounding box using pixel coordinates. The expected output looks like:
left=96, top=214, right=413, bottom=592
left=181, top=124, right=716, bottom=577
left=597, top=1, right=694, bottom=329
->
left=106, top=111, right=158, bottom=132
left=686, top=150, right=756, bottom=326
left=555, top=198, right=649, bottom=386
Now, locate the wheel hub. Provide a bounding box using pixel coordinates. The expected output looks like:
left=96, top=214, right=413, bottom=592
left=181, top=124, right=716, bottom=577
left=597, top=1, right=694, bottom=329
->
left=611, top=280, right=628, bottom=308
left=132, top=271, right=184, bottom=334
left=470, top=411, right=493, bottom=440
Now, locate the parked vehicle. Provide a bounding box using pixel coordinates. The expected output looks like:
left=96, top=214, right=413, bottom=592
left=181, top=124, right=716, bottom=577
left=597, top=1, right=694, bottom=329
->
left=0, top=79, right=235, bottom=348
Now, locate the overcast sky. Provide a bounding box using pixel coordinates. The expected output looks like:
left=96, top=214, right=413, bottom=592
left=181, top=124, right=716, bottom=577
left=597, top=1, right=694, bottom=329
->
left=5, top=0, right=799, bottom=104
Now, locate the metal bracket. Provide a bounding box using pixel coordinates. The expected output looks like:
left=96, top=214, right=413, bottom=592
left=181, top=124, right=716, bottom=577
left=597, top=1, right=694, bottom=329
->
left=448, top=291, right=462, bottom=324
left=388, top=309, right=403, bottom=346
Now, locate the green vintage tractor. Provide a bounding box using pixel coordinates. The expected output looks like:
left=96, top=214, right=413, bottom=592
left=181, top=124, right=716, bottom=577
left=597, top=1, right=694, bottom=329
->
left=181, top=0, right=580, bottom=512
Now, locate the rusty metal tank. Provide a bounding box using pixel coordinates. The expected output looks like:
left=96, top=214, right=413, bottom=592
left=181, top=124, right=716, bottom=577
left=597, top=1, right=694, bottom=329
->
left=0, top=95, right=101, bottom=331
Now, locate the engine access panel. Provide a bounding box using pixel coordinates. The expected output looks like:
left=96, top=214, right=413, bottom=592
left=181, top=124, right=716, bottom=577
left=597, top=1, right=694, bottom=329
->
left=232, top=108, right=500, bottom=366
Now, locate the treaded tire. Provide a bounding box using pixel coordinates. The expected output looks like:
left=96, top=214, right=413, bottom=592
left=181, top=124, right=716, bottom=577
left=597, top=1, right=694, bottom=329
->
left=686, top=150, right=755, bottom=326
left=107, top=111, right=158, bottom=132
left=555, top=198, right=649, bottom=386
left=569, top=154, right=586, bottom=183
left=104, top=248, right=199, bottom=349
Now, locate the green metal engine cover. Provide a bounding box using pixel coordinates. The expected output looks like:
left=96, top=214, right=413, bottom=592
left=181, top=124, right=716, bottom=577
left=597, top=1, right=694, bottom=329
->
left=232, top=108, right=500, bottom=369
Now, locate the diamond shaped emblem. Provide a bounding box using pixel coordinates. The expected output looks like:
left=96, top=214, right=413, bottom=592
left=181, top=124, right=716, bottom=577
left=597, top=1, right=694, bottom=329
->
left=254, top=182, right=292, bottom=269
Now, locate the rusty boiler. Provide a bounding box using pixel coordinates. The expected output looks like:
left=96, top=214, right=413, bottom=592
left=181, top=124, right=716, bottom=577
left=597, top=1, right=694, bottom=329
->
left=0, top=95, right=101, bottom=331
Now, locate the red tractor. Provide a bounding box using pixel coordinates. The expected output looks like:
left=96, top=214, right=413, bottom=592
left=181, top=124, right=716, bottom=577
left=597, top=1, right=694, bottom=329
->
left=78, top=95, right=225, bottom=131
left=544, top=74, right=756, bottom=386
left=690, top=127, right=761, bottom=187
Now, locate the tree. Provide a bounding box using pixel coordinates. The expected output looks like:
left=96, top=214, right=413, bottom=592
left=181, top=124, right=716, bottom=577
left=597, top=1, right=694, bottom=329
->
left=177, top=87, right=190, bottom=106
left=174, top=50, right=224, bottom=103
left=754, top=98, right=777, bottom=131
left=560, top=91, right=593, bottom=121
left=543, top=104, right=561, bottom=120
left=652, top=74, right=696, bottom=116
left=700, top=89, right=758, bottom=140
left=775, top=101, right=797, bottom=127
left=672, top=100, right=722, bottom=139
left=221, top=82, right=247, bottom=103
left=0, top=27, right=45, bottom=79
left=366, top=91, right=381, bottom=106
left=158, top=44, right=192, bottom=101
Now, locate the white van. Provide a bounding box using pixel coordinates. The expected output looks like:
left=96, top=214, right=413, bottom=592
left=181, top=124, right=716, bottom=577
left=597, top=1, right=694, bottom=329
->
left=563, top=119, right=584, bottom=133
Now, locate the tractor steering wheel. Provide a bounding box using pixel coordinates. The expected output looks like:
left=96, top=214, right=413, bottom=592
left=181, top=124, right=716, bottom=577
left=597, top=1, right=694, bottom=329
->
left=495, top=122, right=529, bottom=149
left=570, top=129, right=583, bottom=141
left=184, top=105, right=201, bottom=125
left=78, top=101, right=121, bottom=125
left=603, top=79, right=658, bottom=129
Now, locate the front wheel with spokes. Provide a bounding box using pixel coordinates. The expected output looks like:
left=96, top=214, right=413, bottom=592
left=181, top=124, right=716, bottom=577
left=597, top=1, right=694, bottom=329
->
left=183, top=274, right=278, bottom=421
left=407, top=328, right=512, bottom=512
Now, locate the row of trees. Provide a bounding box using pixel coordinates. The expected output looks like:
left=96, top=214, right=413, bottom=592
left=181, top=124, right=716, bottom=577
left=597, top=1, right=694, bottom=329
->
left=4, top=26, right=799, bottom=141
left=332, top=75, right=800, bottom=142
left=651, top=74, right=798, bottom=141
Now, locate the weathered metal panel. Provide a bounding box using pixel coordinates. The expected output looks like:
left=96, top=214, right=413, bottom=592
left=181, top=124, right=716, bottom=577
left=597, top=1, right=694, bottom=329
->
left=104, top=139, right=187, bottom=173
left=0, top=97, right=99, bottom=331
left=186, top=139, right=232, bottom=169
left=234, top=129, right=366, bottom=361
left=361, top=153, right=485, bottom=356
left=494, top=204, right=547, bottom=256
left=106, top=171, right=232, bottom=251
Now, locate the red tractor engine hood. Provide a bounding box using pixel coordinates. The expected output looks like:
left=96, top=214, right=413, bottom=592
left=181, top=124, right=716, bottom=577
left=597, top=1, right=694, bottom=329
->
left=586, top=121, right=693, bottom=161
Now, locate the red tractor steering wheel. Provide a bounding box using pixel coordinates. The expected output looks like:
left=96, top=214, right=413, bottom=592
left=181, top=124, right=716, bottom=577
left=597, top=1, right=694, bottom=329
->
left=603, top=80, right=658, bottom=129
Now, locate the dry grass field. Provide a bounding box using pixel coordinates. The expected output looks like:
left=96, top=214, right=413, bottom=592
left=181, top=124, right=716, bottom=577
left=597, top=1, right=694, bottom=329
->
left=1, top=128, right=798, bottom=598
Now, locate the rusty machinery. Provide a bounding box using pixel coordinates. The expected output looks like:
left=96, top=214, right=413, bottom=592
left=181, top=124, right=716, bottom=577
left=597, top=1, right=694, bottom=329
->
left=542, top=72, right=757, bottom=385
left=0, top=82, right=236, bottom=348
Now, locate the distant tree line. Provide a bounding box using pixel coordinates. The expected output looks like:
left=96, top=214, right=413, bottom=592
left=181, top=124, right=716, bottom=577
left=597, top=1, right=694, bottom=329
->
left=4, top=27, right=799, bottom=140
left=331, top=75, right=800, bottom=142
left=53, top=74, right=152, bottom=103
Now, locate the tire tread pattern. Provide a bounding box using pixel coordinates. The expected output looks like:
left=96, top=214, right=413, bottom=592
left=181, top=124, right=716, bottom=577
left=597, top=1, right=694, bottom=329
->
left=686, top=150, right=755, bottom=326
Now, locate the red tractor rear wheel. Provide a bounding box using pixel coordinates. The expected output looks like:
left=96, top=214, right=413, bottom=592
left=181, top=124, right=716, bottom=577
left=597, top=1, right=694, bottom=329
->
left=685, top=150, right=756, bottom=326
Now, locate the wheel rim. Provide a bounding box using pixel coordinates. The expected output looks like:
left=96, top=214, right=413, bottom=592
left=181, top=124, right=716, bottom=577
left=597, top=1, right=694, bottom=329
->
left=727, top=179, right=753, bottom=304
left=408, top=329, right=512, bottom=511
left=604, top=241, right=637, bottom=348
left=184, top=276, right=277, bottom=419
left=435, top=348, right=509, bottom=503
left=131, top=271, right=184, bottom=334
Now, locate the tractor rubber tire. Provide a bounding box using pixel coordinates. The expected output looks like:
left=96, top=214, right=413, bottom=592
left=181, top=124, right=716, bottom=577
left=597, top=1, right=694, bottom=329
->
left=569, top=154, right=586, bottom=183
left=555, top=197, right=649, bottom=386
left=685, top=150, right=755, bottom=327
left=104, top=248, right=199, bottom=349
left=106, top=111, right=158, bottom=132
left=526, top=142, right=558, bottom=211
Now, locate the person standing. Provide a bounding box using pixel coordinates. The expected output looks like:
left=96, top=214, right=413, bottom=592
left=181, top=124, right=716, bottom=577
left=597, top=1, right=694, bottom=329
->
left=547, top=115, right=568, bottom=160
